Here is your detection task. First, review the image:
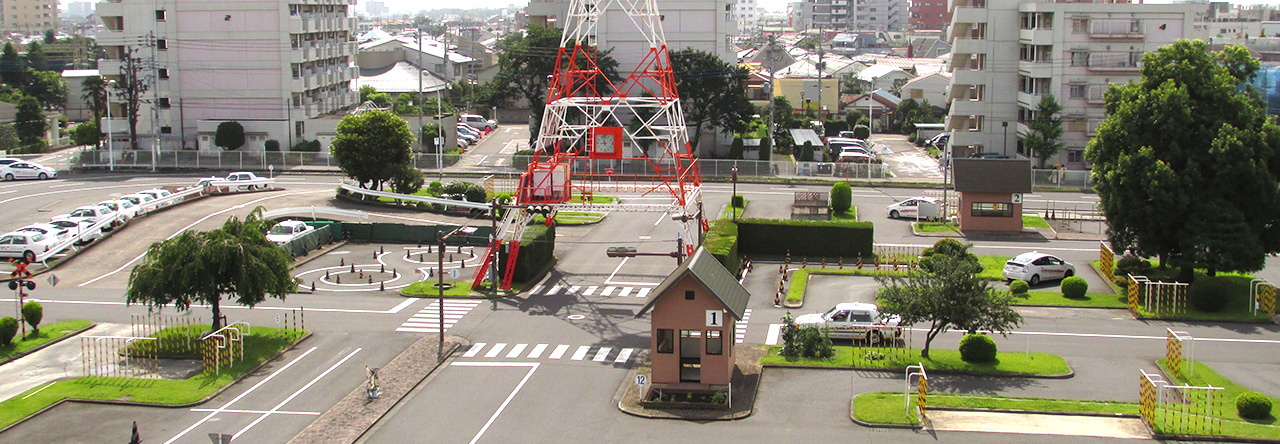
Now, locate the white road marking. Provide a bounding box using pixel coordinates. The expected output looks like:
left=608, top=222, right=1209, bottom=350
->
left=613, top=348, right=633, bottom=364
left=505, top=343, right=528, bottom=358
left=605, top=257, right=629, bottom=285
left=635, top=288, right=651, bottom=298
left=653, top=212, right=667, bottom=226
left=232, top=348, right=361, bottom=440
left=450, top=362, right=540, bottom=444
left=592, top=347, right=612, bottom=362
left=20, top=383, right=54, bottom=400
left=188, top=409, right=319, bottom=415
left=484, top=343, right=507, bottom=358
left=546, top=285, right=563, bottom=295
left=570, top=346, right=590, bottom=361
left=530, top=285, right=544, bottom=294
left=765, top=324, right=782, bottom=345
left=462, top=343, right=486, bottom=358
left=601, top=286, right=616, bottom=296
left=568, top=286, right=580, bottom=294
left=549, top=344, right=570, bottom=359
left=618, top=287, right=632, bottom=297
left=583, top=286, right=597, bottom=296
left=163, top=347, right=318, bottom=444
left=527, top=343, right=548, bottom=359
left=0, top=181, right=191, bottom=205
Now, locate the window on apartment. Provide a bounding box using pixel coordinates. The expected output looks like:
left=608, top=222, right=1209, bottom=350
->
left=1071, top=51, right=1089, bottom=66
left=706, top=330, right=723, bottom=355
left=158, top=68, right=169, bottom=79
left=1068, top=118, right=1086, bottom=132
left=160, top=126, right=172, bottom=134
left=155, top=9, right=165, bottom=21
left=972, top=202, right=1013, bottom=218
left=1069, top=84, right=1087, bottom=99
left=158, top=98, right=171, bottom=108
left=967, top=115, right=983, bottom=131
left=657, top=329, right=674, bottom=353
left=1072, top=18, right=1089, bottom=33
left=295, top=121, right=305, bottom=137
left=156, top=39, right=167, bottom=50
left=1068, top=149, right=1084, bottom=163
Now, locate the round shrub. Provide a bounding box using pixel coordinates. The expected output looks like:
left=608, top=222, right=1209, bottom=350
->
left=21, top=301, right=41, bottom=334
left=0, top=317, right=17, bottom=346
left=1010, top=280, right=1029, bottom=295
left=1189, top=276, right=1230, bottom=312
left=1236, top=392, right=1273, bottom=420
left=958, top=333, right=997, bottom=363
left=1060, top=276, right=1088, bottom=299
left=264, top=139, right=280, bottom=152
left=830, top=182, right=852, bottom=214
left=731, top=194, right=744, bottom=208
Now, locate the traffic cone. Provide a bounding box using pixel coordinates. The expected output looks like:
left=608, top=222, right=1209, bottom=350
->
left=381, top=264, right=385, bottom=273
left=368, top=276, right=373, bottom=284
left=311, top=281, right=315, bottom=292
left=380, top=246, right=385, bottom=254
left=340, top=258, right=344, bottom=266
left=325, top=270, right=330, bottom=279
left=337, top=275, right=341, bottom=284
left=351, top=264, right=355, bottom=273
left=839, top=258, right=844, bottom=269
left=380, top=282, right=385, bottom=291
left=774, top=292, right=781, bottom=307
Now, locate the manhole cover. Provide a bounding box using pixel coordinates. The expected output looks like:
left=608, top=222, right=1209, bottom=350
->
left=567, top=314, right=585, bottom=320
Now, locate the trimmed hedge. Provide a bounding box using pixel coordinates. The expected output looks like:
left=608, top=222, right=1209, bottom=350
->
left=959, top=333, right=997, bottom=363
left=499, top=223, right=556, bottom=284
left=1189, top=276, right=1230, bottom=312
left=704, top=219, right=739, bottom=274
left=1060, top=276, right=1088, bottom=298
left=1010, top=280, right=1029, bottom=295
left=1236, top=392, right=1273, bottom=420
left=736, top=217, right=873, bottom=259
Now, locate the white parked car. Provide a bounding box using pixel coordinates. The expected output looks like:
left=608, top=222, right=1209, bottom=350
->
left=224, top=172, right=270, bottom=190
left=98, top=200, right=138, bottom=222
left=61, top=204, right=119, bottom=229
left=1003, top=252, right=1076, bottom=286
left=136, top=188, right=174, bottom=207
left=117, top=193, right=157, bottom=214
left=794, top=302, right=902, bottom=342
left=0, top=230, right=60, bottom=262
left=194, top=176, right=222, bottom=188
left=265, top=220, right=315, bottom=245
left=460, top=114, right=497, bottom=132
left=0, top=157, right=21, bottom=166
left=1, top=161, right=56, bottom=180
left=17, top=223, right=73, bottom=243
left=886, top=197, right=942, bottom=220
left=49, top=218, right=102, bottom=245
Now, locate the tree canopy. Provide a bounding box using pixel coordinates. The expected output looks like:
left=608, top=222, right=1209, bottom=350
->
left=1086, top=40, right=1280, bottom=276
left=1022, top=93, right=1064, bottom=167
left=126, top=207, right=298, bottom=330
left=875, top=240, right=1021, bottom=358
left=331, top=109, right=415, bottom=190
left=214, top=121, right=246, bottom=150
left=14, top=96, right=46, bottom=153
left=670, top=49, right=754, bottom=151
left=494, top=25, right=618, bottom=141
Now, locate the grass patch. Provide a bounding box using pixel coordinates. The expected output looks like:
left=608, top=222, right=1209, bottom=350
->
left=0, top=320, right=93, bottom=362
left=1090, top=261, right=1268, bottom=321
left=787, top=269, right=810, bottom=303
left=723, top=197, right=747, bottom=219
left=761, top=345, right=1071, bottom=376
left=1022, top=215, right=1050, bottom=228
left=568, top=194, right=618, bottom=204
left=977, top=255, right=1010, bottom=280
left=0, top=326, right=305, bottom=430
left=832, top=208, right=857, bottom=221
left=854, top=391, right=1137, bottom=426
left=1016, top=290, right=1128, bottom=308
left=540, top=211, right=604, bottom=224
left=1154, top=359, right=1280, bottom=439
left=914, top=221, right=960, bottom=233
left=401, top=279, right=522, bottom=297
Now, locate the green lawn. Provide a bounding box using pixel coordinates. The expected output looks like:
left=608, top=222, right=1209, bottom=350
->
left=832, top=208, right=857, bottom=221
left=1015, top=290, right=1128, bottom=308
left=542, top=211, right=604, bottom=224
left=1022, top=215, right=1051, bottom=228
left=568, top=194, right=619, bottom=204
left=401, top=279, right=522, bottom=297
left=0, top=320, right=93, bottom=363
left=723, top=197, right=747, bottom=219
left=915, top=222, right=960, bottom=234
left=1157, top=359, right=1280, bottom=439
left=853, top=391, right=1138, bottom=426
left=0, top=327, right=305, bottom=429
left=761, top=345, right=1071, bottom=376
left=977, top=256, right=1010, bottom=280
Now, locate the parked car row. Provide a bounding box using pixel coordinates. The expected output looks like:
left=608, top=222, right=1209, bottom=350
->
left=454, top=114, right=497, bottom=151
left=0, top=158, right=56, bottom=181
left=0, top=187, right=174, bottom=262
left=826, top=137, right=878, bottom=163
left=193, top=172, right=274, bottom=191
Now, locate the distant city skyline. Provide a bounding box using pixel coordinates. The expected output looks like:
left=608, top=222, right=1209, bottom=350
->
left=361, top=0, right=1280, bottom=16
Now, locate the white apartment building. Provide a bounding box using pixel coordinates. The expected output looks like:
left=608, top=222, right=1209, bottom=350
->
left=944, top=0, right=1206, bottom=168
left=526, top=0, right=738, bottom=67
left=735, top=0, right=762, bottom=34
left=95, top=0, right=359, bottom=152
left=799, top=0, right=908, bottom=32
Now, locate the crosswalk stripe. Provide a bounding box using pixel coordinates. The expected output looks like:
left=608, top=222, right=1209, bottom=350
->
left=766, top=324, right=782, bottom=345
left=568, top=286, right=580, bottom=294
left=485, top=343, right=507, bottom=358
left=547, top=285, right=563, bottom=295
left=618, top=287, right=632, bottom=297
left=462, top=343, right=486, bottom=358
left=570, top=346, right=590, bottom=361
left=614, top=348, right=633, bottom=364
left=528, top=343, right=548, bottom=359
left=635, top=288, right=651, bottom=298
left=601, top=286, right=615, bottom=296
left=583, top=286, right=597, bottom=296
left=394, top=327, right=440, bottom=333
left=592, top=347, right=612, bottom=362
left=530, top=285, right=544, bottom=294
left=549, top=344, right=570, bottom=359
left=401, top=322, right=456, bottom=328
left=506, top=343, right=528, bottom=358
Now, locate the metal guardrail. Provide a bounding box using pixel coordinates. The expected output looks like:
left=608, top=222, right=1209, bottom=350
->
left=263, top=206, right=369, bottom=221
left=339, top=183, right=493, bottom=211
left=29, top=185, right=210, bottom=263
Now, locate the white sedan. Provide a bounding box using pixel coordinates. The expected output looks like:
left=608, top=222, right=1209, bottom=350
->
left=117, top=193, right=157, bottom=214
left=0, top=230, right=60, bottom=262
left=1, top=161, right=56, bottom=180
left=16, top=223, right=73, bottom=243
left=49, top=218, right=102, bottom=245
left=1003, top=252, right=1076, bottom=285
left=266, top=220, right=315, bottom=245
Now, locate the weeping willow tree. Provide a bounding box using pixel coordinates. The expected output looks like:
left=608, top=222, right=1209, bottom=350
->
left=126, top=206, right=299, bottom=330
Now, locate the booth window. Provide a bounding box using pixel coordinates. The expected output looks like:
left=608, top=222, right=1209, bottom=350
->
left=656, top=329, right=674, bottom=353
left=971, top=202, right=1013, bottom=217
left=706, top=330, right=723, bottom=355
left=685, top=290, right=695, bottom=300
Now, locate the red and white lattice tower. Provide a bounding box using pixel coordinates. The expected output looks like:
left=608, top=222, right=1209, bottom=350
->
left=476, top=0, right=703, bottom=290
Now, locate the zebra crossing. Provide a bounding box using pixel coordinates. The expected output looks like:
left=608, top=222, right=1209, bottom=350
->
left=458, top=342, right=638, bottom=367
left=528, top=283, right=654, bottom=298
left=395, top=299, right=483, bottom=333
left=735, top=309, right=752, bottom=344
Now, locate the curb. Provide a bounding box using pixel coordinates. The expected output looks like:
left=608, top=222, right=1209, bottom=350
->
left=346, top=338, right=464, bottom=444
left=0, top=322, right=96, bottom=367
left=1014, top=303, right=1128, bottom=310
left=850, top=404, right=1137, bottom=431
left=849, top=397, right=922, bottom=429
left=761, top=363, right=1074, bottom=379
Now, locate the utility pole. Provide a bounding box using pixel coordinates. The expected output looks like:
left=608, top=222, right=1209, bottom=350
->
left=816, top=29, right=825, bottom=119
left=146, top=31, right=160, bottom=171
left=439, top=29, right=449, bottom=181
left=417, top=26, right=424, bottom=153
left=766, top=34, right=777, bottom=152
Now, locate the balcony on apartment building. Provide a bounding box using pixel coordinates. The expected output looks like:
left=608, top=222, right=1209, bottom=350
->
left=1090, top=19, right=1144, bottom=39
left=1018, top=59, right=1052, bottom=78
left=94, top=1, right=122, bottom=18
left=951, top=37, right=986, bottom=55
left=952, top=5, right=986, bottom=24
left=1019, top=26, right=1053, bottom=43
left=949, top=0, right=985, bottom=13
left=1017, top=91, right=1042, bottom=108
left=289, top=13, right=356, bottom=33
left=949, top=96, right=985, bottom=117
left=1087, top=52, right=1141, bottom=72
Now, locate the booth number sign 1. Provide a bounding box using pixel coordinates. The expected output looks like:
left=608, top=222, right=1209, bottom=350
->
left=706, top=310, right=724, bottom=327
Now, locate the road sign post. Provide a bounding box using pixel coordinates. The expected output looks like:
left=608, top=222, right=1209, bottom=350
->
left=635, top=374, right=647, bottom=402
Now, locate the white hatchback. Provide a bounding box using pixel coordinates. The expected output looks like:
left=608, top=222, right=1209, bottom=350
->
left=1003, top=252, right=1076, bottom=285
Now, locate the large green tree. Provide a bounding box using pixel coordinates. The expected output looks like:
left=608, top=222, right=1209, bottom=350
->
left=1086, top=40, right=1280, bottom=277
left=26, top=70, right=66, bottom=111
left=0, top=43, right=27, bottom=86
left=331, top=109, right=414, bottom=190
left=875, top=240, right=1021, bottom=358
left=494, top=25, right=618, bottom=143
left=80, top=75, right=107, bottom=122
left=215, top=121, right=246, bottom=150
left=670, top=49, right=754, bottom=151
left=14, top=96, right=46, bottom=153
left=126, top=207, right=298, bottom=331
left=1022, top=93, right=1064, bottom=167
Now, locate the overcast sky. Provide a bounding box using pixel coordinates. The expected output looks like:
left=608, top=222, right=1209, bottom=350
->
left=370, top=0, right=1280, bottom=16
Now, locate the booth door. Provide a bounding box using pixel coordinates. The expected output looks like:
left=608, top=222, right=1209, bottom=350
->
left=679, top=330, right=701, bottom=382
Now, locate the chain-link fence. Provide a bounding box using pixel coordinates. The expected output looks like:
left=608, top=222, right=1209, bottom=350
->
left=76, top=149, right=461, bottom=171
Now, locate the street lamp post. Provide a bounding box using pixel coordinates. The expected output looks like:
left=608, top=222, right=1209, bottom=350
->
left=438, top=225, right=476, bottom=360
left=731, top=165, right=739, bottom=222
left=107, top=80, right=116, bottom=171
